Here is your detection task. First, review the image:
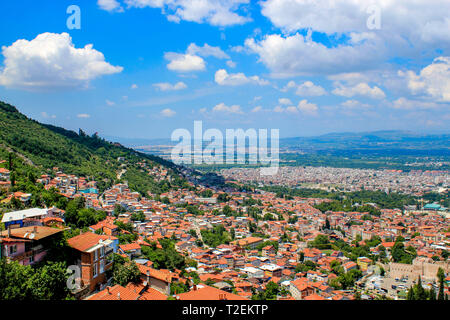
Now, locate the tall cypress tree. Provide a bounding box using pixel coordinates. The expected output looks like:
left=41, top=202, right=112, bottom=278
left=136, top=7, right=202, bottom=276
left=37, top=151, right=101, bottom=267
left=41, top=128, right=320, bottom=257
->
left=437, top=267, right=445, bottom=300
left=407, top=285, right=415, bottom=300
left=429, top=287, right=436, bottom=300
left=438, top=278, right=445, bottom=300
left=325, top=217, right=330, bottom=230
left=415, top=276, right=427, bottom=300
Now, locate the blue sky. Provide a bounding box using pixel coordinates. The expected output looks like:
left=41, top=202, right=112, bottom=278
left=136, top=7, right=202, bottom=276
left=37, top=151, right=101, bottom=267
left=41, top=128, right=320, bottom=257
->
left=0, top=0, right=449, bottom=139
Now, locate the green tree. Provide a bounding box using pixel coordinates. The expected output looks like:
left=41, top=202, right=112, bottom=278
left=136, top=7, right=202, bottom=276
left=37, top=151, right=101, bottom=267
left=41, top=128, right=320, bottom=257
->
left=112, top=261, right=141, bottom=286
left=230, top=227, right=235, bottom=240
left=415, top=277, right=428, bottom=300
left=27, top=261, right=71, bottom=300
left=0, top=259, right=71, bottom=300
left=252, top=281, right=279, bottom=300
left=325, top=217, right=330, bottom=230
left=407, top=286, right=415, bottom=300
left=131, top=211, right=146, bottom=222
left=171, top=281, right=189, bottom=295
left=308, top=234, right=331, bottom=250
left=429, top=286, right=436, bottom=300
left=437, top=267, right=445, bottom=300
left=298, top=252, right=304, bottom=262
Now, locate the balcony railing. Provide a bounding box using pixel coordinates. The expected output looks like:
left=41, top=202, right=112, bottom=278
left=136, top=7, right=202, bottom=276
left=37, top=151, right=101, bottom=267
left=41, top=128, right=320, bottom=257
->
left=105, top=246, right=114, bottom=255
left=9, top=247, right=46, bottom=262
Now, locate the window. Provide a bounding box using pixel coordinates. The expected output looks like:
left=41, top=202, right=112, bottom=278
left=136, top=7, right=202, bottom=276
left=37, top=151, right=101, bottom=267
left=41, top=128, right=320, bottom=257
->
left=100, top=259, right=104, bottom=274
left=93, top=249, right=98, bottom=261
left=29, top=255, right=34, bottom=263
left=9, top=245, right=17, bottom=255
left=93, top=263, right=98, bottom=278
left=100, top=246, right=105, bottom=257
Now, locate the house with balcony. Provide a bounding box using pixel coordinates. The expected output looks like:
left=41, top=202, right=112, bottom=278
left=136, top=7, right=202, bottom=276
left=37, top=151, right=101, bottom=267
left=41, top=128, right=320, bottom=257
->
left=0, top=225, right=64, bottom=265
left=67, top=232, right=118, bottom=294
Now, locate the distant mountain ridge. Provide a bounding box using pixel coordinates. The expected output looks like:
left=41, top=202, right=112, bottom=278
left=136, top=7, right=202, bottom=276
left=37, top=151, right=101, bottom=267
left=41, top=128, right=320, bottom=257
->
left=281, top=130, right=450, bottom=154
left=107, top=130, right=450, bottom=154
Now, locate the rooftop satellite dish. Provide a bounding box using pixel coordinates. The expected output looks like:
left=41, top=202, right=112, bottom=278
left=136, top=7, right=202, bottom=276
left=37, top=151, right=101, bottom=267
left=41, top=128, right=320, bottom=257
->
left=29, top=233, right=35, bottom=240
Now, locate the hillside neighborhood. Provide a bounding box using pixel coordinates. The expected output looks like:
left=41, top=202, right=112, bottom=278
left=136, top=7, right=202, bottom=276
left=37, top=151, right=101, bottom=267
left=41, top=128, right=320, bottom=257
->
left=1, top=157, right=448, bottom=301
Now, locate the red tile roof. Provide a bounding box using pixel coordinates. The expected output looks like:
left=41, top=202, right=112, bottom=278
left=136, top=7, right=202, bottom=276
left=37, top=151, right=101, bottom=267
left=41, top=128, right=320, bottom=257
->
left=303, top=293, right=326, bottom=300
left=87, top=285, right=140, bottom=300
left=177, top=285, right=248, bottom=300
left=67, top=232, right=117, bottom=252
left=119, top=242, right=141, bottom=252
left=139, top=287, right=168, bottom=300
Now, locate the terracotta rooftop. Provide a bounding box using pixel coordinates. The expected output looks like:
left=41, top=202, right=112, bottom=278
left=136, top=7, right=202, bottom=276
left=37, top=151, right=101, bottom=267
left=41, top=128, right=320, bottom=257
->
left=177, top=285, right=248, bottom=300
left=139, top=287, right=168, bottom=300
left=0, top=225, right=63, bottom=240
left=67, top=232, right=117, bottom=252
left=87, top=285, right=140, bottom=300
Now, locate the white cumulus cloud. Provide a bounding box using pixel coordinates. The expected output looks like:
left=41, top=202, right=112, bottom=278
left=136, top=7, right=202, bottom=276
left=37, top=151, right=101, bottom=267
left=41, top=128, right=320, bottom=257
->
left=332, top=82, right=386, bottom=99
left=164, top=53, right=206, bottom=72
left=122, top=0, right=251, bottom=27
left=214, top=69, right=269, bottom=86
left=0, top=32, right=123, bottom=90
left=212, top=102, right=243, bottom=114
left=341, top=100, right=372, bottom=109
left=282, top=80, right=326, bottom=96
left=297, top=99, right=318, bottom=115
left=187, top=43, right=229, bottom=59
left=245, top=32, right=382, bottom=77
left=278, top=98, right=292, bottom=105
left=98, top=0, right=123, bottom=12
left=153, top=81, right=188, bottom=91
left=399, top=56, right=450, bottom=102
left=260, top=0, right=450, bottom=48
left=392, top=97, right=440, bottom=110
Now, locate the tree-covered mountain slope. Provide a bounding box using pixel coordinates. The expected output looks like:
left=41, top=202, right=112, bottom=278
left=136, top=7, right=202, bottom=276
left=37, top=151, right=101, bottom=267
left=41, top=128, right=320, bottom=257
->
left=0, top=100, right=188, bottom=194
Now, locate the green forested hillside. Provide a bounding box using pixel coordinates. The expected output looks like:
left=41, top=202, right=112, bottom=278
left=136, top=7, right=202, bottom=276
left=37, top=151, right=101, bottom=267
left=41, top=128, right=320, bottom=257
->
left=0, top=100, right=187, bottom=194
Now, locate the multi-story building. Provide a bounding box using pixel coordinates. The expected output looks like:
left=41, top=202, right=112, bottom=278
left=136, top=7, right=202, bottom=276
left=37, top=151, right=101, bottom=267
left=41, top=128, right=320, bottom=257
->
left=0, top=225, right=64, bottom=265
left=67, top=232, right=118, bottom=294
